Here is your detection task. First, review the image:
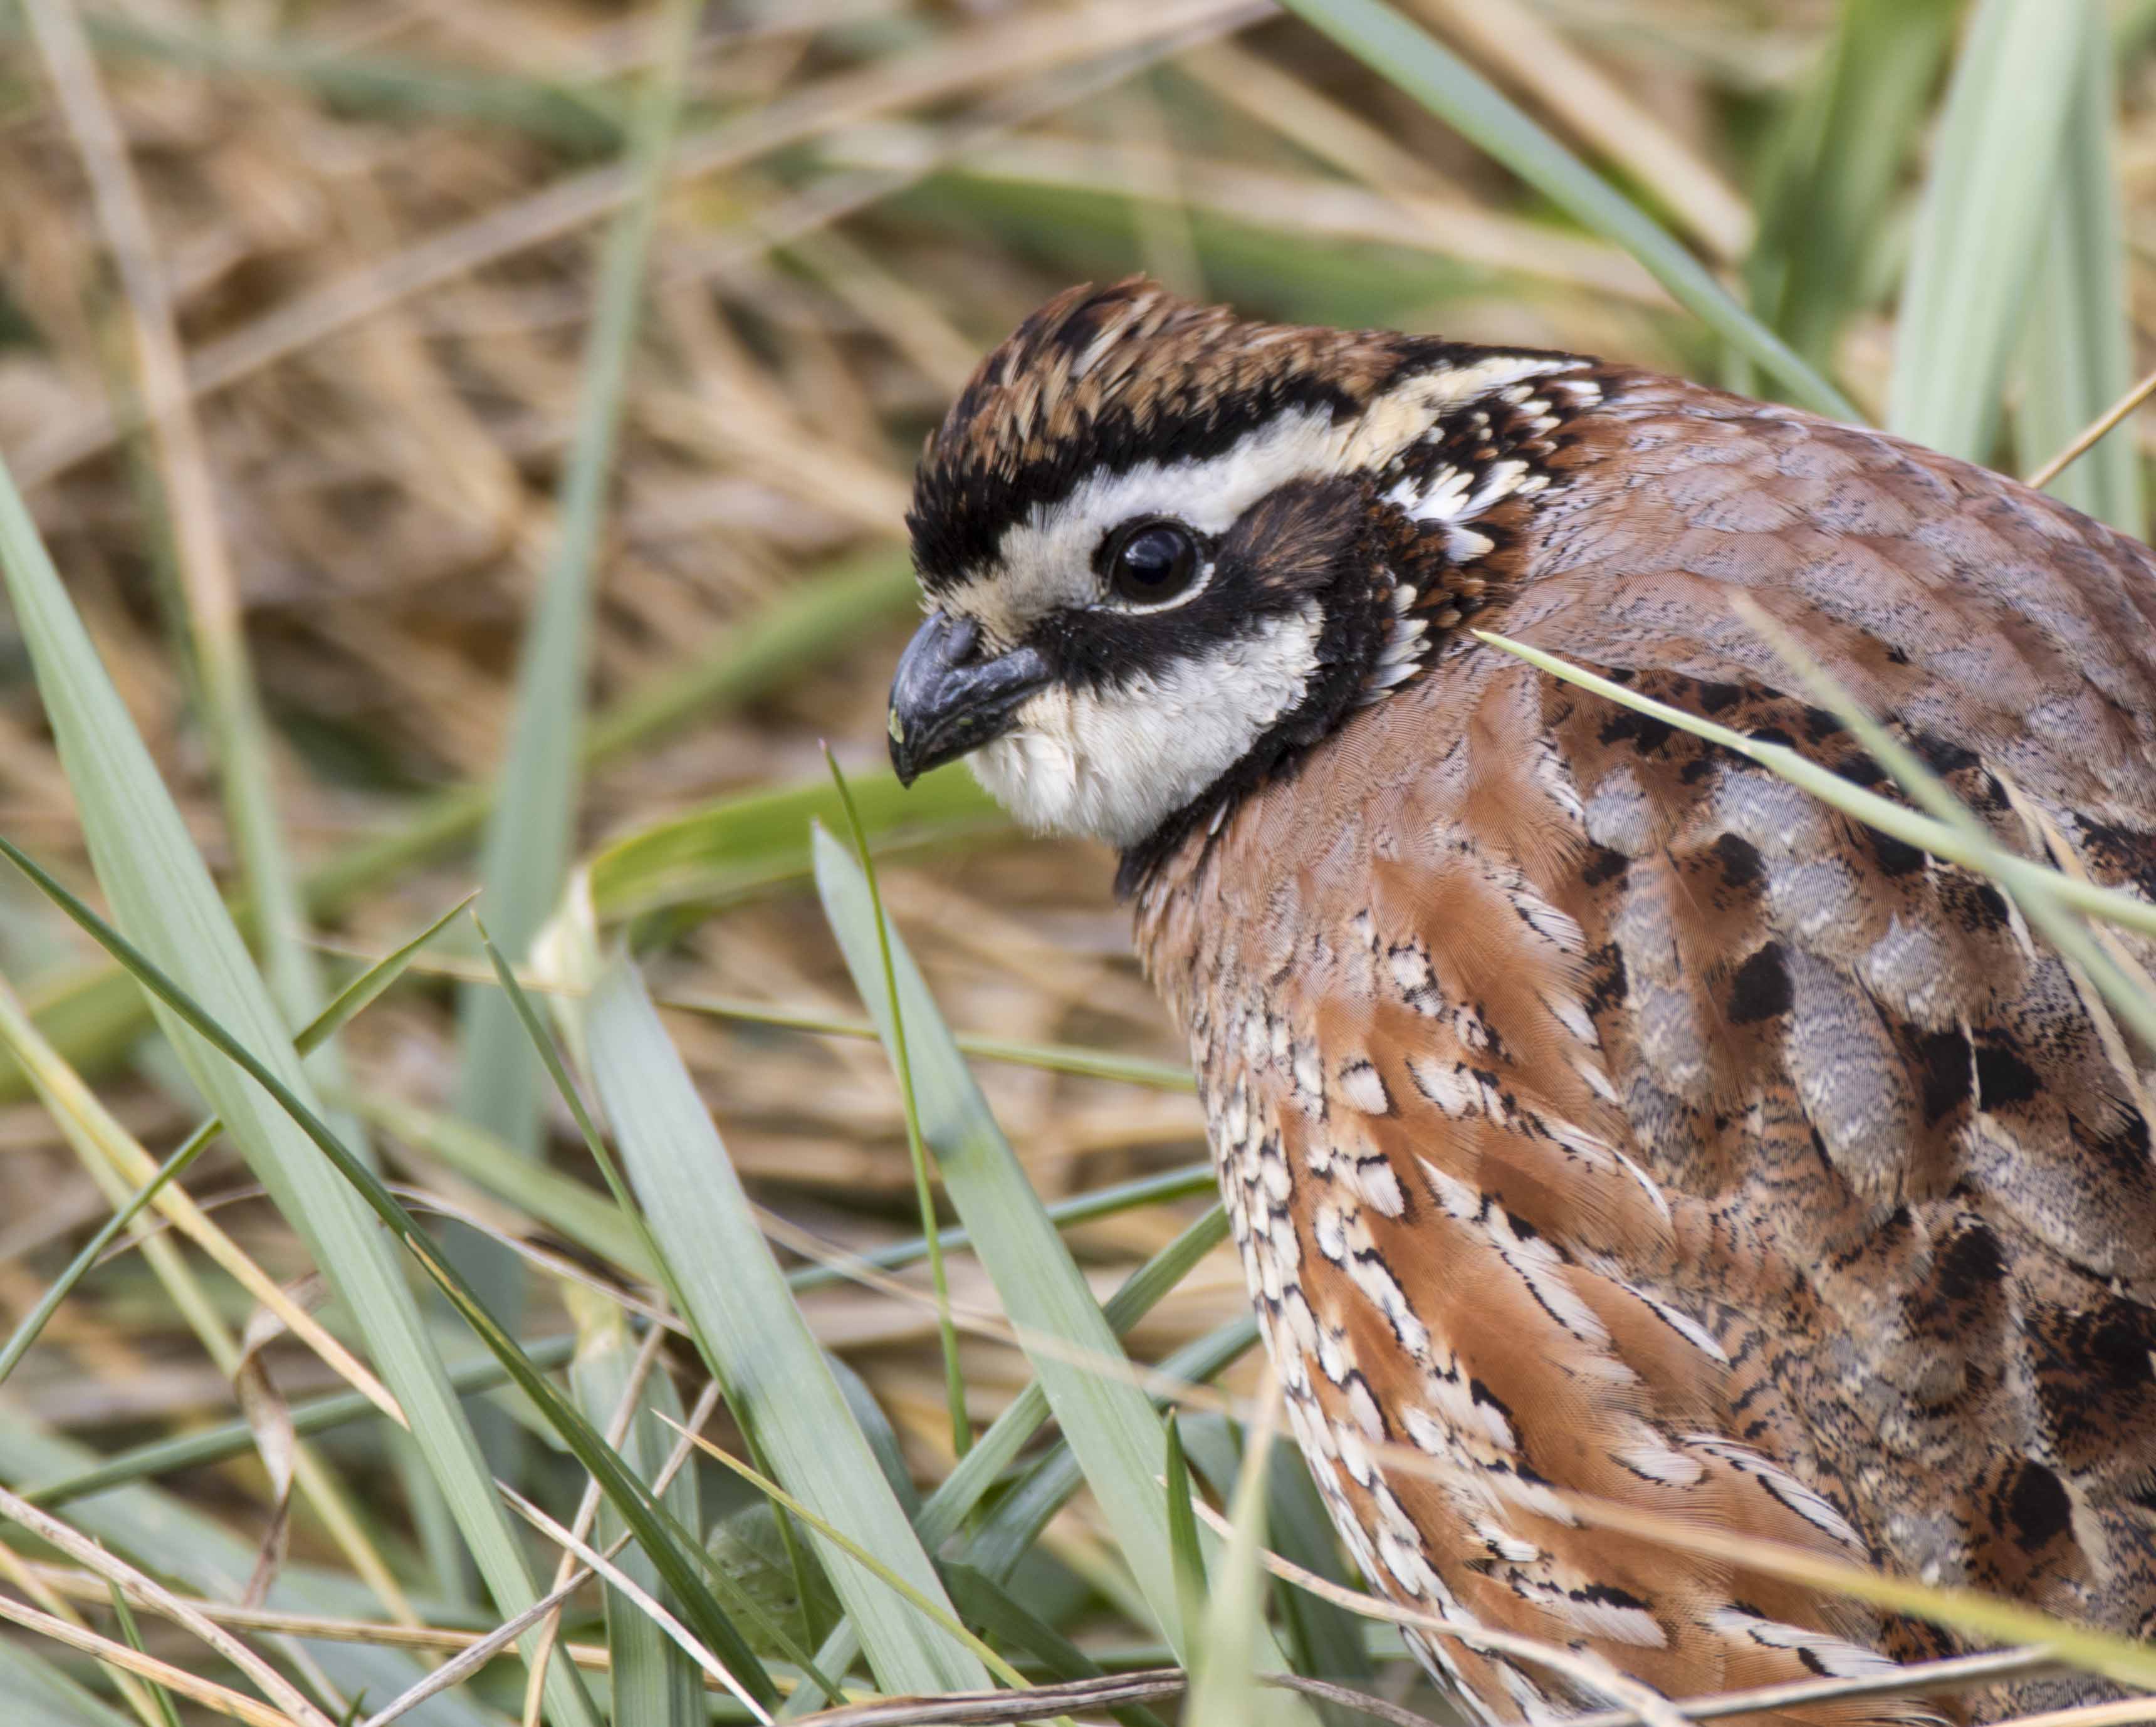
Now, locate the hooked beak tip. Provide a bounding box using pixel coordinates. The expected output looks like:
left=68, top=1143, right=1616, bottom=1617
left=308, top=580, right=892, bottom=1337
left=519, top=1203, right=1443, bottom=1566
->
left=887, top=707, right=923, bottom=787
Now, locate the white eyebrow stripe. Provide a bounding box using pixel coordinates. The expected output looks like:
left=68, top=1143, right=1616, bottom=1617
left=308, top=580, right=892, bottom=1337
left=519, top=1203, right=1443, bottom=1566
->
left=936, top=353, right=1586, bottom=647
left=941, top=404, right=1352, bottom=643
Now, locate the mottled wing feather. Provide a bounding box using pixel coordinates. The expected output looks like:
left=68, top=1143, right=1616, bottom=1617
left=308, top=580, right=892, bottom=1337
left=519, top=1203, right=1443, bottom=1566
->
left=1139, top=375, right=2156, bottom=1723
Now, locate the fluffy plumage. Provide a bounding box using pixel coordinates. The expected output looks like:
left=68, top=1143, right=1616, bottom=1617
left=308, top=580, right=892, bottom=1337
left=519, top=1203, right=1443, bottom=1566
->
left=891, top=279, right=2156, bottom=1725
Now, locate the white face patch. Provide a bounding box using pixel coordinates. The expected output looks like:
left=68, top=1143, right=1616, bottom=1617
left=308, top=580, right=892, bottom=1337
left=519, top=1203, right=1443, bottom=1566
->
left=968, top=604, right=1324, bottom=847
left=943, top=405, right=1356, bottom=850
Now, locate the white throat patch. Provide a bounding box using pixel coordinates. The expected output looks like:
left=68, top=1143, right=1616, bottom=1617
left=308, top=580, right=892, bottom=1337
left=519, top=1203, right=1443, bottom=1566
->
left=970, top=604, right=1326, bottom=848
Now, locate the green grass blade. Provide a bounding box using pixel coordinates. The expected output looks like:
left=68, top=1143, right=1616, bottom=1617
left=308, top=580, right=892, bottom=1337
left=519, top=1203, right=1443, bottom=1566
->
left=490, top=1483, right=773, bottom=1727
left=0, top=1639, right=139, bottom=1727
left=103, top=1582, right=181, bottom=1727
left=23, top=1337, right=577, bottom=1509
left=309, top=894, right=482, bottom=1051
left=1259, top=1435, right=1374, bottom=1696
left=963, top=1315, right=1259, bottom=1591
left=473, top=907, right=845, bottom=1689
left=0, top=889, right=534, bottom=1603
left=1745, top=0, right=1960, bottom=365
left=0, top=831, right=768, bottom=1717
left=362, top=1079, right=1209, bottom=1293
left=937, top=1564, right=1171, bottom=1727
left=928, top=1203, right=1234, bottom=1555
left=1164, top=1418, right=1208, bottom=1649
left=471, top=917, right=673, bottom=1286
left=0, top=551, right=921, bottom=1105
left=815, top=827, right=1185, bottom=1647
left=1178, top=1413, right=1372, bottom=1701
left=789, top=1165, right=1217, bottom=1300
left=0, top=1417, right=505, bottom=1726
left=0, top=894, right=483, bottom=1582
left=568, top=1299, right=704, bottom=1727
left=306, top=944, right=1192, bottom=1088
left=1265, top=0, right=1856, bottom=419
left=2012, top=12, right=2143, bottom=535
left=919, top=1031, right=1191, bottom=1090
left=581, top=954, right=991, bottom=1698
left=451, top=0, right=698, bottom=1142
left=792, top=1214, right=1239, bottom=1706
left=352, top=1091, right=656, bottom=1279
left=0, top=1114, right=215, bottom=1388
left=1887, top=0, right=2088, bottom=459
left=825, top=748, right=970, bottom=1460
left=829, top=1352, right=921, bottom=1520
left=679, top=1429, right=1027, bottom=1691
left=1472, top=632, right=2156, bottom=940
left=1185, top=1396, right=1287, bottom=1727
left=0, top=447, right=607, bottom=1727
left=471, top=914, right=850, bottom=1691
left=448, top=0, right=703, bottom=1426
left=31, top=1178, right=1222, bottom=1512
left=814, top=822, right=1303, bottom=1683
left=586, top=764, right=1005, bottom=923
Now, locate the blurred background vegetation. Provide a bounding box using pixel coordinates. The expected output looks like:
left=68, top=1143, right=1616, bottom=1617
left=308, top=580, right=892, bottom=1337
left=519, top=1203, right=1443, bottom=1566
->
left=0, top=1, right=2152, bottom=1723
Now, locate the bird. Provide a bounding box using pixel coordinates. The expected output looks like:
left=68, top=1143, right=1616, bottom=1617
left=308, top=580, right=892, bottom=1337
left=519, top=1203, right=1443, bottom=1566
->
left=884, top=278, right=2156, bottom=1725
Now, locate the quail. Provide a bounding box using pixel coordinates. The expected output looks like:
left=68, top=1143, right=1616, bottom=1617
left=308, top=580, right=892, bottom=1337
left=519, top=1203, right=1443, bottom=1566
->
left=886, top=278, right=2156, bottom=1724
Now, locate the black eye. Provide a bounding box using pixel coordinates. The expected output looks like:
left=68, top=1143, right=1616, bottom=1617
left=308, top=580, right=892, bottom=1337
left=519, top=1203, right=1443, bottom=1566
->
left=1103, top=519, right=1201, bottom=605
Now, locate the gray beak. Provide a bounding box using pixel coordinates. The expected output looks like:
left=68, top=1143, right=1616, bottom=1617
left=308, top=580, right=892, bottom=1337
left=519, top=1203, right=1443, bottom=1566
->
left=887, top=613, right=1050, bottom=786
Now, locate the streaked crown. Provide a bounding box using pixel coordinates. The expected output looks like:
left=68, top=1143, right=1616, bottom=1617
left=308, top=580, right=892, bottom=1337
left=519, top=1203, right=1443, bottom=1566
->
left=908, top=278, right=1442, bottom=592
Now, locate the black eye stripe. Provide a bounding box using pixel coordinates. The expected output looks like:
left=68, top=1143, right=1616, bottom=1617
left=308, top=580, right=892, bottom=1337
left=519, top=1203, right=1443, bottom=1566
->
left=1032, top=566, right=1311, bottom=695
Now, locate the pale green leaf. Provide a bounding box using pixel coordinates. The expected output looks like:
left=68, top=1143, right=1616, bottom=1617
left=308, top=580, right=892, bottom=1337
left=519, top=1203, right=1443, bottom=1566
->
left=0, top=1411, right=505, bottom=1727
left=1889, top=0, right=2088, bottom=458
left=0, top=832, right=764, bottom=1718
left=569, top=1300, right=704, bottom=1727
left=1164, top=1418, right=1208, bottom=1651
left=582, top=954, right=990, bottom=1698
left=1746, top=0, right=1960, bottom=365
left=2012, top=10, right=2143, bottom=534
left=448, top=0, right=704, bottom=1464
left=814, top=825, right=1307, bottom=1699
left=1186, top=1401, right=1293, bottom=1727
left=0, top=1641, right=141, bottom=1727
left=0, top=448, right=602, bottom=1726
left=587, top=764, right=1004, bottom=924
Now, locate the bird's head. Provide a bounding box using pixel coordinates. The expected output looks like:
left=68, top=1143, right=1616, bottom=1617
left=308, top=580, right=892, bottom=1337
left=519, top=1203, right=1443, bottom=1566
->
left=887, top=279, right=1599, bottom=869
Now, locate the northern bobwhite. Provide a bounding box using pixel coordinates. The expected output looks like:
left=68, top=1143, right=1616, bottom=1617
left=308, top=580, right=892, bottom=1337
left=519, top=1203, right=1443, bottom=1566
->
left=885, top=279, right=2156, bottom=1724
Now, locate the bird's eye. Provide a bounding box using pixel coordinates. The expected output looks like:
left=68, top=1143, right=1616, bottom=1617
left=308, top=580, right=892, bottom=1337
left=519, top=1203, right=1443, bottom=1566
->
left=1102, top=519, right=1202, bottom=605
